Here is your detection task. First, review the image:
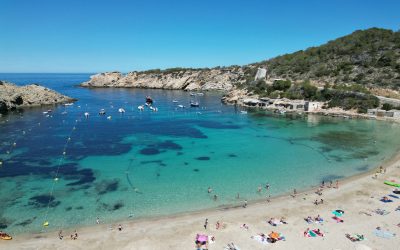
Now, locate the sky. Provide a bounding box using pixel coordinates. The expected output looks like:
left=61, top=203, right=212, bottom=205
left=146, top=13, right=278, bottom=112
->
left=0, top=0, right=399, bottom=73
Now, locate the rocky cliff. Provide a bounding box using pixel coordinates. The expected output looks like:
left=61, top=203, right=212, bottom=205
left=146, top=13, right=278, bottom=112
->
left=0, top=81, right=76, bottom=114
left=80, top=68, right=245, bottom=91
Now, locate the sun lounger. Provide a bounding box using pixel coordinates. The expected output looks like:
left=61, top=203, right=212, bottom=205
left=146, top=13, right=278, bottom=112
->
left=374, top=229, right=396, bottom=239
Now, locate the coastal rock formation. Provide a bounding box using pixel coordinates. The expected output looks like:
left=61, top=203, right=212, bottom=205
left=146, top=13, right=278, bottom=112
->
left=0, top=81, right=75, bottom=114
left=221, top=88, right=253, bottom=105
left=81, top=68, right=245, bottom=91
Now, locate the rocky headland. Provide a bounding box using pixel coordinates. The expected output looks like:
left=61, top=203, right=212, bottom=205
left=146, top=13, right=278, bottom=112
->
left=80, top=67, right=245, bottom=91
left=0, top=81, right=75, bottom=114
left=80, top=28, right=400, bottom=118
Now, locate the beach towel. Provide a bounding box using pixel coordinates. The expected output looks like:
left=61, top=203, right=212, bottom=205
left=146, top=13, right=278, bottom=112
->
left=332, top=216, right=344, bottom=223
left=251, top=235, right=269, bottom=245
left=312, top=230, right=324, bottom=237
left=388, top=194, right=399, bottom=199
left=308, top=230, right=317, bottom=237
left=374, top=229, right=396, bottom=239
left=305, top=218, right=314, bottom=224
left=315, top=218, right=324, bottom=224
left=346, top=233, right=365, bottom=242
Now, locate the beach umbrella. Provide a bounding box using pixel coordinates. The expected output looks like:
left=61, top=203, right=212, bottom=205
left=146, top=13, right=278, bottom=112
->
left=196, top=234, right=208, bottom=242
left=269, top=232, right=280, bottom=240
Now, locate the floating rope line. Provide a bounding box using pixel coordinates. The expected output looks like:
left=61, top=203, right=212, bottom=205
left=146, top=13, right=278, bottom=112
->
left=40, top=118, right=80, bottom=233
left=125, top=159, right=135, bottom=190
left=0, top=117, right=44, bottom=167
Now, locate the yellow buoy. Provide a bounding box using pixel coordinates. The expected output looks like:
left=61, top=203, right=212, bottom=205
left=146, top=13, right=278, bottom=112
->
left=43, top=221, right=49, bottom=227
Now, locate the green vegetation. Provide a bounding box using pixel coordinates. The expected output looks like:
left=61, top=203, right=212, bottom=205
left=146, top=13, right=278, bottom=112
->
left=250, top=28, right=400, bottom=90
left=382, top=103, right=400, bottom=111
left=246, top=79, right=379, bottom=113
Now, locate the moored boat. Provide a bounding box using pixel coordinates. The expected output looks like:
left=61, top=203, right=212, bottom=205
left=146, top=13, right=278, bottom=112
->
left=190, top=101, right=199, bottom=107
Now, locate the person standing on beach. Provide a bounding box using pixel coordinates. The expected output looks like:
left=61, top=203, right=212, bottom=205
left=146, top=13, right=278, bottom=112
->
left=293, top=188, right=297, bottom=197
left=243, top=200, right=248, bottom=208
left=96, top=217, right=100, bottom=224
left=204, top=218, right=208, bottom=229
left=336, top=180, right=339, bottom=189
left=58, top=230, right=63, bottom=240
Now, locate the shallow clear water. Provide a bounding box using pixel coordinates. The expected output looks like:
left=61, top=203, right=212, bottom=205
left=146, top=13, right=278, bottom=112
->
left=1, top=73, right=400, bottom=234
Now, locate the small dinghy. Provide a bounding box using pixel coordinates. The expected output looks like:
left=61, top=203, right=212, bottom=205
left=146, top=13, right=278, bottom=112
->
left=190, top=102, right=199, bottom=107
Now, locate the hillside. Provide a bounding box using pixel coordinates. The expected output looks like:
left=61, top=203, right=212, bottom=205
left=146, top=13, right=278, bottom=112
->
left=247, top=28, right=400, bottom=90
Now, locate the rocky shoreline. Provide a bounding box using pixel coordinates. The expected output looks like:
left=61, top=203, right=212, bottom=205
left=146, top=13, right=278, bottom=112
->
left=0, top=81, right=76, bottom=114
left=80, top=68, right=245, bottom=91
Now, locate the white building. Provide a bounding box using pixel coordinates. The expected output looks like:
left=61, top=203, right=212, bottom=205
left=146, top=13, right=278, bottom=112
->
left=305, top=102, right=322, bottom=112
left=254, top=68, right=267, bottom=81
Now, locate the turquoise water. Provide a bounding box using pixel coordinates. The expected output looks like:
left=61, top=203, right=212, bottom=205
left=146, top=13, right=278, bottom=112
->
left=1, top=73, right=400, bottom=235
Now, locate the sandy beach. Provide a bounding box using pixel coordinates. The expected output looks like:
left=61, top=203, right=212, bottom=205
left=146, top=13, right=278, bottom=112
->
left=3, top=153, right=400, bottom=250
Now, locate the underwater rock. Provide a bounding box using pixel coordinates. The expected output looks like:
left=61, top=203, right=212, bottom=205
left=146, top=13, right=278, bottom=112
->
left=195, top=156, right=210, bottom=161
left=95, top=179, right=119, bottom=195
left=28, top=194, right=60, bottom=208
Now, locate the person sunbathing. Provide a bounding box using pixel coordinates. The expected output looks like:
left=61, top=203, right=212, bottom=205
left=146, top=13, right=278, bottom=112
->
left=280, top=217, right=287, bottom=224
left=305, top=216, right=313, bottom=223
left=315, top=215, right=323, bottom=222
left=268, top=218, right=275, bottom=226
left=314, top=228, right=324, bottom=236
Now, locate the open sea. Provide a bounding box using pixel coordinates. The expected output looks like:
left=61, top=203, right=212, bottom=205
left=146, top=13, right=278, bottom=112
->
left=1, top=73, right=400, bottom=235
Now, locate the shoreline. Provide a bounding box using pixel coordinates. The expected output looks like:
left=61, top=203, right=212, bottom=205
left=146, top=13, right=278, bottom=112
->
left=5, top=148, right=400, bottom=249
